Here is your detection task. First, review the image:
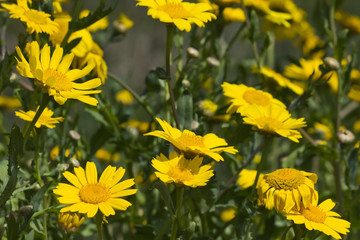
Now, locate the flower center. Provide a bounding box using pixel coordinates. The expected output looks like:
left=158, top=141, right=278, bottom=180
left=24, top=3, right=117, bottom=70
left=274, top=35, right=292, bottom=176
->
left=24, top=9, right=49, bottom=24
left=43, top=68, right=72, bottom=91
left=301, top=205, right=327, bottom=223
left=176, top=132, right=206, bottom=148
left=243, top=90, right=270, bottom=106
left=158, top=3, right=191, bottom=19
left=168, top=167, right=193, bottom=182
left=265, top=168, right=305, bottom=191
left=79, top=183, right=111, bottom=204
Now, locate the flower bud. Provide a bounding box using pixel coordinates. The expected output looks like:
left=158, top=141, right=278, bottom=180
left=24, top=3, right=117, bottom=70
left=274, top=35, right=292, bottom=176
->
left=70, top=158, right=80, bottom=168
left=69, top=130, right=81, bottom=140
left=57, top=163, right=69, bottom=172
left=187, top=47, right=199, bottom=58
left=323, top=57, right=340, bottom=70
left=337, top=129, right=355, bottom=144
left=182, top=79, right=191, bottom=87
left=58, top=212, right=86, bottom=233
left=207, top=56, right=220, bottom=67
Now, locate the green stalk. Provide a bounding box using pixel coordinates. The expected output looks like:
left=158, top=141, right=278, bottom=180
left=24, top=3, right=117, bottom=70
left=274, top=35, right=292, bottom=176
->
left=23, top=94, right=50, bottom=148
left=95, top=212, right=103, bottom=240
left=165, top=24, right=180, bottom=129
left=170, top=186, right=184, bottom=240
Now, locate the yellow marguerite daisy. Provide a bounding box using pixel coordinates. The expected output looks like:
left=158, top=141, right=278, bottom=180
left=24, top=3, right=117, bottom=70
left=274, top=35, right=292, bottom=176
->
left=114, top=13, right=134, bottom=33
left=242, top=105, right=306, bottom=143
left=222, top=8, right=245, bottom=23
left=95, top=148, right=120, bottom=162
left=58, top=212, right=85, bottom=233
left=50, top=145, right=82, bottom=161
left=15, top=41, right=102, bottom=106
left=152, top=151, right=214, bottom=187
left=1, top=0, right=59, bottom=34
left=221, top=82, right=286, bottom=114
left=136, top=0, right=216, bottom=32
left=220, top=208, right=236, bottom=222
left=54, top=162, right=137, bottom=218
left=199, top=99, right=218, bottom=117
left=50, top=12, right=72, bottom=45
left=15, top=107, right=63, bottom=128
left=116, top=89, right=134, bottom=105
left=237, top=169, right=263, bottom=189
left=0, top=95, right=21, bottom=110
left=335, top=10, right=360, bottom=34
left=80, top=9, right=109, bottom=32
left=283, top=58, right=338, bottom=92
left=257, top=168, right=318, bottom=213
left=145, top=118, right=238, bottom=161
left=286, top=198, right=350, bottom=239
left=253, top=66, right=304, bottom=95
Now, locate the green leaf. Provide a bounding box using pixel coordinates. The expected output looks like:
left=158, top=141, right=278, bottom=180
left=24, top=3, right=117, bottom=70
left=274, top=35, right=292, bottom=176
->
left=155, top=67, right=171, bottom=80
left=346, top=147, right=359, bottom=187
left=177, top=89, right=193, bottom=130
left=6, top=212, right=19, bottom=240
left=151, top=181, right=174, bottom=216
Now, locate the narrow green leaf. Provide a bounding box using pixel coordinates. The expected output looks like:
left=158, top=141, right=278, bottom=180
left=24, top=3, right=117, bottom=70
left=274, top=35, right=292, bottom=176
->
left=151, top=181, right=175, bottom=216
left=177, top=89, right=193, bottom=130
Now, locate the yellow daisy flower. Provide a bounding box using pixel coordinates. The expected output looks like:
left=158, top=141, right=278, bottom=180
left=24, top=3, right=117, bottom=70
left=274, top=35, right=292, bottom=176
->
left=1, top=0, right=59, bottom=34
left=15, top=107, right=63, bottom=128
left=136, top=0, right=216, bottom=32
left=50, top=145, right=82, bottom=161
left=145, top=118, right=238, bottom=161
left=222, top=8, right=245, bottom=23
left=198, top=99, right=218, bottom=117
left=68, top=29, right=94, bottom=58
left=58, top=212, right=85, bottom=233
left=116, top=89, right=134, bottom=105
left=335, top=10, right=360, bottom=34
left=286, top=198, right=350, bottom=239
left=237, top=169, right=263, bottom=189
left=95, top=148, right=120, bottom=162
left=222, top=82, right=286, bottom=114
left=15, top=41, right=102, bottom=106
left=283, top=58, right=338, bottom=92
left=114, top=13, right=134, bottom=33
left=252, top=66, right=304, bottom=95
left=0, top=95, right=21, bottom=110
left=80, top=9, right=109, bottom=32
left=257, top=168, right=318, bottom=213
left=241, top=105, right=306, bottom=143
left=50, top=12, right=72, bottom=45
left=220, top=208, right=236, bottom=222
left=54, top=162, right=137, bottom=218
left=152, top=151, right=214, bottom=187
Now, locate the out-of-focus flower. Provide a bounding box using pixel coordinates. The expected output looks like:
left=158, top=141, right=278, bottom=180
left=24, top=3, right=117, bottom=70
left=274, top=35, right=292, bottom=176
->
left=15, top=107, right=63, bottom=128
left=0, top=96, right=21, bottom=110
left=116, top=89, right=134, bottom=105
left=54, top=162, right=137, bottom=218
left=50, top=145, right=82, bottom=160
left=187, top=47, right=199, bottom=58
left=283, top=58, right=338, bottom=92
left=114, top=13, right=134, bottom=33
left=16, top=41, right=102, bottom=106
left=58, top=212, right=86, bottom=233
left=313, top=122, right=332, bottom=140
left=242, top=105, right=306, bottom=143
left=222, top=8, right=245, bottom=23
left=136, top=0, right=216, bottom=32
left=145, top=118, right=238, bottom=161
left=80, top=9, right=109, bottom=32
left=121, top=120, right=154, bottom=134
left=1, top=0, right=59, bottom=34
left=353, top=120, right=360, bottom=133
left=258, top=168, right=318, bottom=213
left=68, top=29, right=94, bottom=58
left=95, top=148, right=120, bottom=162
left=222, top=82, right=286, bottom=114
left=220, top=208, right=236, bottom=222
left=253, top=66, right=304, bottom=95
left=207, top=56, right=220, bottom=67
left=335, top=10, right=360, bottom=34
left=50, top=13, right=72, bottom=45
left=152, top=152, right=214, bottom=187
left=199, top=100, right=218, bottom=117
left=323, top=57, right=340, bottom=70
left=286, top=198, right=350, bottom=239
left=337, top=129, right=355, bottom=144
left=237, top=169, right=263, bottom=189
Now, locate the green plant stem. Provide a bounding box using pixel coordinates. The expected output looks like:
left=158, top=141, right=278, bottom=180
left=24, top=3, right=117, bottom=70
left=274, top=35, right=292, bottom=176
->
left=155, top=218, right=172, bottom=240
left=23, top=94, right=50, bottom=148
left=165, top=24, right=180, bottom=129
left=281, top=225, right=293, bottom=240
left=223, top=23, right=246, bottom=59
left=171, top=186, right=184, bottom=240
left=95, top=212, right=103, bottom=240
left=251, top=136, right=271, bottom=199
left=108, top=72, right=156, bottom=121
left=329, top=0, right=337, bottom=48
left=43, top=194, right=49, bottom=240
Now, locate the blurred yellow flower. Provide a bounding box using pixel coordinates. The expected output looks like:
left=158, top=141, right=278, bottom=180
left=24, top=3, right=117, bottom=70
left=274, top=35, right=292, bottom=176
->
left=95, top=148, right=120, bottom=162
left=335, top=10, right=360, bottom=34
left=16, top=41, right=102, bottom=106
left=58, top=212, right=85, bottom=233
left=237, top=169, right=263, bottom=189
left=283, top=58, right=338, bottom=92
left=152, top=152, right=214, bottom=187
left=286, top=198, right=350, bottom=239
left=348, top=85, right=360, bottom=102
left=0, top=96, right=21, bottom=110
left=242, top=105, right=306, bottom=143
left=116, top=89, right=134, bottom=105
left=121, top=120, right=154, bottom=133
left=313, top=122, right=332, bottom=140
left=50, top=13, right=72, bottom=45
left=80, top=9, right=109, bottom=32
left=114, top=13, right=134, bottom=33
left=136, top=0, right=216, bottom=32
left=222, top=82, right=286, bottom=114
left=54, top=162, right=137, bottom=218
left=145, top=118, right=238, bottom=161
left=220, top=208, right=236, bottom=222
left=253, top=66, right=304, bottom=95
left=68, top=29, right=94, bottom=58
left=15, top=107, right=63, bottom=128
left=1, top=0, right=59, bottom=34
left=258, top=168, right=318, bottom=213
left=222, top=8, right=245, bottom=23
left=50, top=145, right=82, bottom=161
left=199, top=100, right=218, bottom=117
left=353, top=120, right=360, bottom=133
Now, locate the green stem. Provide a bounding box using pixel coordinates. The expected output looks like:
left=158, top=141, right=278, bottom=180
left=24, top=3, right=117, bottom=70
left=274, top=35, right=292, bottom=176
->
left=281, top=225, right=293, bottom=240
left=171, top=187, right=184, bottom=240
left=250, top=136, right=271, bottom=199
left=95, top=212, right=103, bottom=240
left=23, top=94, right=50, bottom=148
left=108, top=72, right=156, bottom=121
left=329, top=0, right=337, bottom=48
left=165, top=24, right=180, bottom=129
left=43, top=194, right=49, bottom=240
left=223, top=23, right=246, bottom=59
